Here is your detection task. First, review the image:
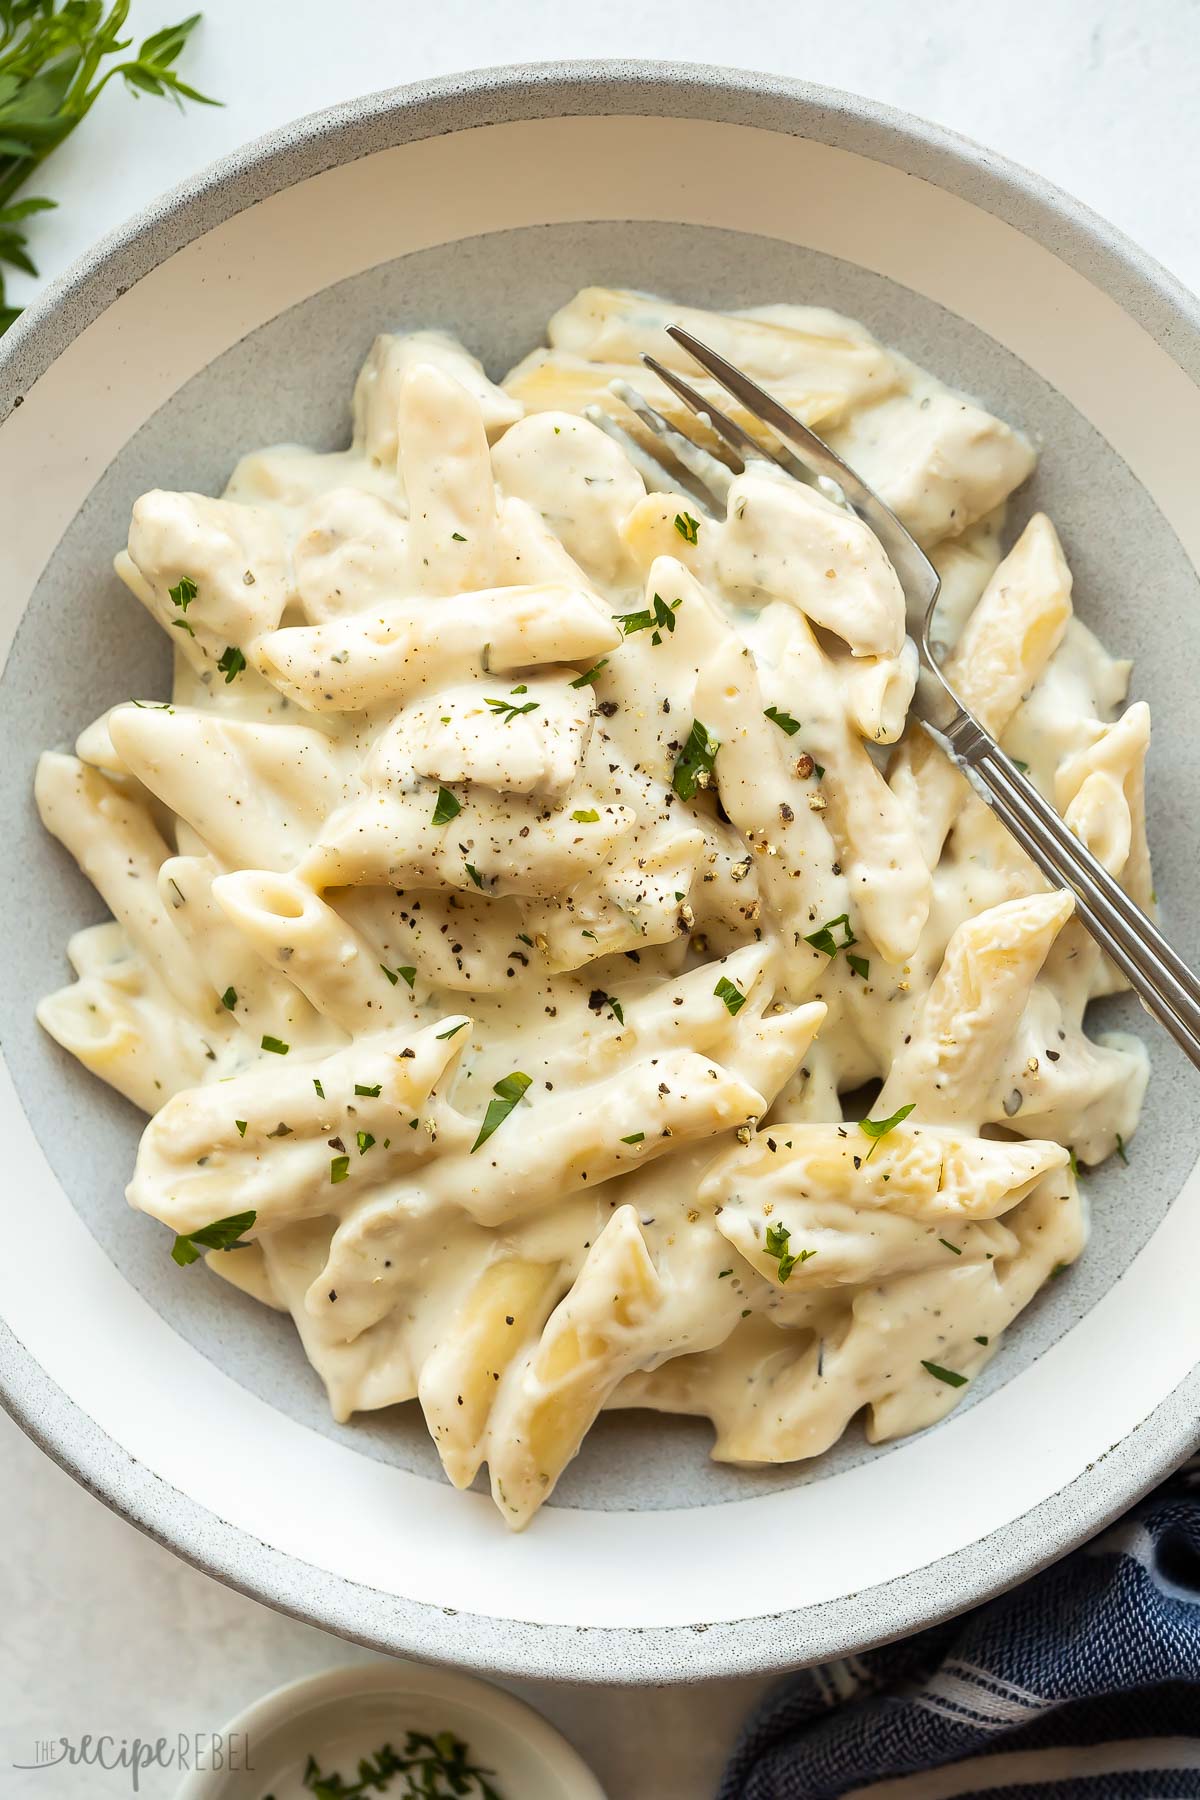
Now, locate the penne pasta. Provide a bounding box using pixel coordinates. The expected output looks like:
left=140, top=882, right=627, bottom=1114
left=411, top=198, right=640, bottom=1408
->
left=36, top=295, right=1153, bottom=1529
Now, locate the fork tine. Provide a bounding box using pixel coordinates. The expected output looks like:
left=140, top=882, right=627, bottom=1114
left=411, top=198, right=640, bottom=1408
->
left=667, top=321, right=941, bottom=618
left=582, top=404, right=691, bottom=497
left=665, top=323, right=868, bottom=503
left=639, top=353, right=763, bottom=468
left=610, top=379, right=733, bottom=508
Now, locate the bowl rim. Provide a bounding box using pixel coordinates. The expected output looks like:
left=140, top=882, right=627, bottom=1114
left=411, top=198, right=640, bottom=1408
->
left=2, top=56, right=1199, bottom=1686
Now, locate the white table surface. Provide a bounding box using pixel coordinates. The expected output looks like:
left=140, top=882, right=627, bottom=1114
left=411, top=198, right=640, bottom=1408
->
left=3, top=3, right=1199, bottom=1795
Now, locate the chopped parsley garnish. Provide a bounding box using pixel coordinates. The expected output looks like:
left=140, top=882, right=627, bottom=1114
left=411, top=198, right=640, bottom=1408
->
left=714, top=975, right=746, bottom=1016
left=858, top=1102, right=915, bottom=1158
left=260, top=1035, right=289, bottom=1055
left=581, top=928, right=598, bottom=941
left=763, top=1221, right=815, bottom=1283
left=356, top=1131, right=375, bottom=1155
left=312, top=1079, right=325, bottom=1099
left=471, top=1070, right=532, bottom=1152
left=718, top=1268, right=733, bottom=1278
left=939, top=1238, right=962, bottom=1255
left=1116, top=1133, right=1129, bottom=1165
left=171, top=1209, right=256, bottom=1267
left=380, top=964, right=416, bottom=989
left=804, top=913, right=857, bottom=958
left=465, top=863, right=485, bottom=889
left=168, top=574, right=197, bottom=612
left=517, top=933, right=533, bottom=947
left=674, top=511, right=700, bottom=545
left=1012, top=758, right=1030, bottom=774
left=485, top=692, right=540, bottom=724
left=846, top=953, right=870, bottom=980
left=451, top=531, right=466, bottom=542
left=171, top=615, right=195, bottom=637
left=763, top=704, right=801, bottom=736
left=570, top=659, right=608, bottom=687
left=436, top=1021, right=468, bottom=1040
left=354, top=1083, right=382, bottom=1097
left=975, top=1335, right=989, bottom=1345
left=330, top=1155, right=350, bottom=1184
left=615, top=591, right=681, bottom=644
left=235, top=1119, right=247, bottom=1137
left=220, top=986, right=237, bottom=1011
left=1067, top=1146, right=1081, bottom=1178
left=217, top=644, right=246, bottom=683
left=621, top=1131, right=645, bottom=1145
left=572, top=808, right=600, bottom=823
left=432, top=785, right=462, bottom=825
left=672, top=718, right=719, bottom=800
left=921, top=1360, right=968, bottom=1388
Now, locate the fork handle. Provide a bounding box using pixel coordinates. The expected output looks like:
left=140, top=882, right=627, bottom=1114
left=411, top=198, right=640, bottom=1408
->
left=935, top=710, right=1200, bottom=1071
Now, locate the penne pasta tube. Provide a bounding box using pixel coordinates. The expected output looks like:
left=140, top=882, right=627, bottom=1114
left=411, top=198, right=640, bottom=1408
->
left=353, top=330, right=522, bottom=460
left=756, top=603, right=930, bottom=963
left=254, top=583, right=620, bottom=713
left=876, top=890, right=1075, bottom=1125
left=889, top=514, right=1073, bottom=866
left=484, top=1205, right=666, bottom=1526
left=397, top=364, right=501, bottom=591
left=419, top=1257, right=564, bottom=1489
left=428, top=1050, right=765, bottom=1228
left=211, top=868, right=420, bottom=1035
left=127, top=1018, right=473, bottom=1235
left=692, top=652, right=846, bottom=977
left=107, top=705, right=346, bottom=874
left=38, top=966, right=219, bottom=1112
left=159, top=856, right=325, bottom=1045
left=35, top=752, right=210, bottom=1016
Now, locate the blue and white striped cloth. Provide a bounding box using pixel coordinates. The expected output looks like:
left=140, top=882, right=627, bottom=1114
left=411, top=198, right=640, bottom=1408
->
left=721, top=1460, right=1200, bottom=1799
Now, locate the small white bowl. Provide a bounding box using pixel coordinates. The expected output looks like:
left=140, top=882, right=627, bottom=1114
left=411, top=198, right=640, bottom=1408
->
left=173, top=1662, right=606, bottom=1800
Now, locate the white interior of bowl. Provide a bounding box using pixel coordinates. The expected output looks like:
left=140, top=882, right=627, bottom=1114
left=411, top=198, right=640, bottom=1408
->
left=3, top=84, right=1199, bottom=1676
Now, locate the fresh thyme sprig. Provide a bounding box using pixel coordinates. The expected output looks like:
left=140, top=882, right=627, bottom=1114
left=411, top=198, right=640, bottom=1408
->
left=0, top=3, right=218, bottom=331
left=299, top=1729, right=503, bottom=1800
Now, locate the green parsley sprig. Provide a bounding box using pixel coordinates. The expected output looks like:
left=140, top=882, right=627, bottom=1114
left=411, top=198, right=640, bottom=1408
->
left=804, top=913, right=856, bottom=959
left=616, top=591, right=680, bottom=644
left=763, top=1220, right=815, bottom=1284
left=171, top=1208, right=255, bottom=1267
left=858, top=1101, right=915, bottom=1160
left=484, top=689, right=539, bottom=725
left=921, top=1359, right=967, bottom=1389
left=471, top=1070, right=531, bottom=1153
left=763, top=704, right=801, bottom=736
left=0, top=5, right=219, bottom=333
left=673, top=718, right=719, bottom=800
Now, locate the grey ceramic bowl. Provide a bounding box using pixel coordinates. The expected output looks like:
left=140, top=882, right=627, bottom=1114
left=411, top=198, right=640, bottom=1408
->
left=1, top=61, right=1199, bottom=1685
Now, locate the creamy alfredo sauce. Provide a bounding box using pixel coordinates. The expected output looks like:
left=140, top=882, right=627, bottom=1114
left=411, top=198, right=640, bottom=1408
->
left=35, top=290, right=1152, bottom=1528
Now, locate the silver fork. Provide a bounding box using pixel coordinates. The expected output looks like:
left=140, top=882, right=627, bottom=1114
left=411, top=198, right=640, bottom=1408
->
left=607, top=322, right=1200, bottom=1072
